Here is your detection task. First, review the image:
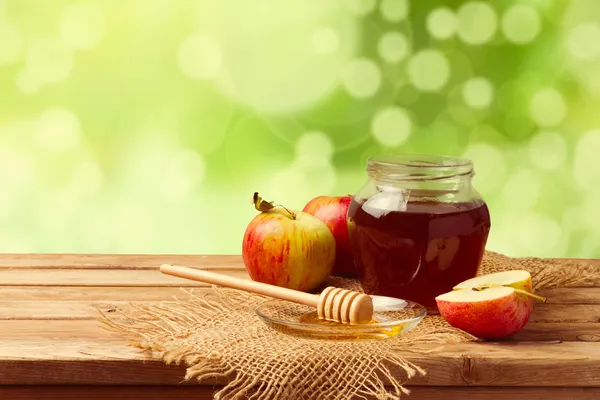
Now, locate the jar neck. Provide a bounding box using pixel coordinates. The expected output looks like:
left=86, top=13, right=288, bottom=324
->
left=366, top=154, right=474, bottom=194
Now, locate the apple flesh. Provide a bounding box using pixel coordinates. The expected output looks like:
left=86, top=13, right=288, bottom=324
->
left=302, top=195, right=357, bottom=277
left=453, top=270, right=533, bottom=293
left=435, top=270, right=545, bottom=339
left=242, top=194, right=336, bottom=292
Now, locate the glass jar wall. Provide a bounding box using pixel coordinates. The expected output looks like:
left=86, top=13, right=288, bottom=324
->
left=348, top=154, right=491, bottom=309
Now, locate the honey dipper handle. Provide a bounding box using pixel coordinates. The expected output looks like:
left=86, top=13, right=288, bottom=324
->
left=159, top=264, right=319, bottom=307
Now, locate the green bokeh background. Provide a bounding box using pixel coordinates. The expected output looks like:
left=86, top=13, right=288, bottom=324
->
left=1, top=0, right=599, bottom=258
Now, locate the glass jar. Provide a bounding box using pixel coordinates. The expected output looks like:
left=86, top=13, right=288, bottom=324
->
left=348, top=154, right=491, bottom=309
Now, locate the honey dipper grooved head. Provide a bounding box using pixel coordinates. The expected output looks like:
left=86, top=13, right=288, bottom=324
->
left=317, top=287, right=374, bottom=325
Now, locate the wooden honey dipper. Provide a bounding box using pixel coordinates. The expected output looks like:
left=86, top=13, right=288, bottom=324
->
left=160, top=264, right=374, bottom=325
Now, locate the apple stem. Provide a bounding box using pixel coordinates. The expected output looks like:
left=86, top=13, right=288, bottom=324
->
left=513, top=289, right=547, bottom=303
left=279, top=205, right=297, bottom=220
left=471, top=284, right=546, bottom=303
left=252, top=192, right=296, bottom=220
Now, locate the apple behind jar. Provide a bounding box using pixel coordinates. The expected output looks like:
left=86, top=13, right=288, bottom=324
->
left=302, top=195, right=358, bottom=277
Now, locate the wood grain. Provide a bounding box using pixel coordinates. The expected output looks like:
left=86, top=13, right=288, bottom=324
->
left=530, top=304, right=600, bottom=323
left=0, top=336, right=598, bottom=387
left=2, top=285, right=599, bottom=304
left=0, top=317, right=597, bottom=344
left=0, top=254, right=244, bottom=270
left=0, top=269, right=249, bottom=286
left=0, top=286, right=211, bottom=301
left=0, top=386, right=598, bottom=400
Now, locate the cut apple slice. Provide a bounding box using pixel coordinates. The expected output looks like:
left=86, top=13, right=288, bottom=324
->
left=437, top=286, right=515, bottom=302
left=436, top=286, right=533, bottom=339
left=453, top=270, right=546, bottom=302
left=453, top=270, right=532, bottom=291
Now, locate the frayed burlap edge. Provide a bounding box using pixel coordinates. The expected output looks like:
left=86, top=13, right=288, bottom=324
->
left=99, top=252, right=600, bottom=400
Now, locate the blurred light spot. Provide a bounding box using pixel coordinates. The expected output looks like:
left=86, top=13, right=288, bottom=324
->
left=199, top=2, right=358, bottom=114
left=582, top=190, right=600, bottom=233
left=377, top=31, right=409, bottom=63
left=341, top=58, right=381, bottom=98
left=427, top=7, right=457, bottom=40
left=177, top=34, right=222, bottom=79
left=456, top=2, right=498, bottom=45
left=371, top=106, right=412, bottom=147
left=462, top=143, right=507, bottom=193
left=407, top=49, right=450, bottom=92
left=161, top=149, right=205, bottom=200
left=574, top=129, right=600, bottom=190
left=113, top=205, right=153, bottom=250
left=529, top=88, right=567, bottom=127
left=35, top=108, right=81, bottom=152
left=346, top=0, right=376, bottom=16
left=562, top=206, right=584, bottom=233
left=0, top=147, right=35, bottom=190
left=296, top=131, right=334, bottom=168
left=566, top=23, right=600, bottom=61
left=25, top=37, right=73, bottom=84
left=528, top=131, right=567, bottom=171
left=501, top=4, right=541, bottom=45
left=517, top=213, right=562, bottom=255
left=69, top=160, right=104, bottom=196
left=462, top=77, right=494, bottom=109
left=35, top=191, right=76, bottom=236
left=262, top=163, right=337, bottom=206
left=0, top=19, right=22, bottom=65
left=59, top=2, right=105, bottom=50
left=501, top=169, right=541, bottom=210
left=380, top=0, right=409, bottom=22
left=312, top=27, right=340, bottom=55
left=15, top=69, right=41, bottom=94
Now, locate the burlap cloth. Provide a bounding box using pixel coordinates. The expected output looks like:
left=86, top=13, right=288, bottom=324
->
left=100, top=251, right=600, bottom=399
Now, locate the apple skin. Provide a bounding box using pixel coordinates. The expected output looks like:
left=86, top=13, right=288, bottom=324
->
left=436, top=289, right=533, bottom=339
left=302, top=195, right=357, bottom=277
left=242, top=208, right=336, bottom=292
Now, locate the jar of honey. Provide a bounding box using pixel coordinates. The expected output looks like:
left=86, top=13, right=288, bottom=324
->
left=348, top=154, right=491, bottom=309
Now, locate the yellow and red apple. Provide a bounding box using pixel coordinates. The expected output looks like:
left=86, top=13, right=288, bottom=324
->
left=435, top=270, right=546, bottom=339
left=302, top=195, right=357, bottom=277
left=242, top=193, right=336, bottom=292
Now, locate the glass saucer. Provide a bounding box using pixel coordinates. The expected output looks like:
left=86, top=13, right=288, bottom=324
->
left=255, top=295, right=426, bottom=340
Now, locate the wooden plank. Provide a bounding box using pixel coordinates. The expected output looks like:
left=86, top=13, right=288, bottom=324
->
left=0, top=254, right=245, bottom=270
left=0, top=320, right=123, bottom=340
left=0, top=269, right=249, bottom=286
left=0, top=386, right=216, bottom=400
left=513, top=322, right=600, bottom=342
left=0, top=253, right=595, bottom=270
left=0, top=386, right=598, bottom=400
left=1, top=317, right=595, bottom=343
left=0, top=300, right=597, bottom=327
left=537, top=287, right=600, bottom=304
left=2, top=316, right=597, bottom=344
left=0, top=286, right=212, bottom=301
left=0, top=336, right=598, bottom=386
left=1, top=285, right=599, bottom=304
left=531, top=304, right=600, bottom=323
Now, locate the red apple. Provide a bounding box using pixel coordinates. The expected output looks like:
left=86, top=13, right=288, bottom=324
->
left=435, top=270, right=546, bottom=339
left=302, top=195, right=357, bottom=277
left=242, top=193, right=336, bottom=292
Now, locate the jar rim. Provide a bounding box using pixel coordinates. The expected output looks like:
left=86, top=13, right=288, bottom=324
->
left=366, top=153, right=474, bottom=181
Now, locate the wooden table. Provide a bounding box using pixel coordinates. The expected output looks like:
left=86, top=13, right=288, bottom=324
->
left=0, top=254, right=598, bottom=399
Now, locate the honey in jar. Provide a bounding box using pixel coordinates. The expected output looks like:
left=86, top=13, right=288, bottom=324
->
left=348, top=154, right=491, bottom=309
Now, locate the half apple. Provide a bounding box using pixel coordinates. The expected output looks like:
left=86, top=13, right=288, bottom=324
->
left=435, top=270, right=546, bottom=339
